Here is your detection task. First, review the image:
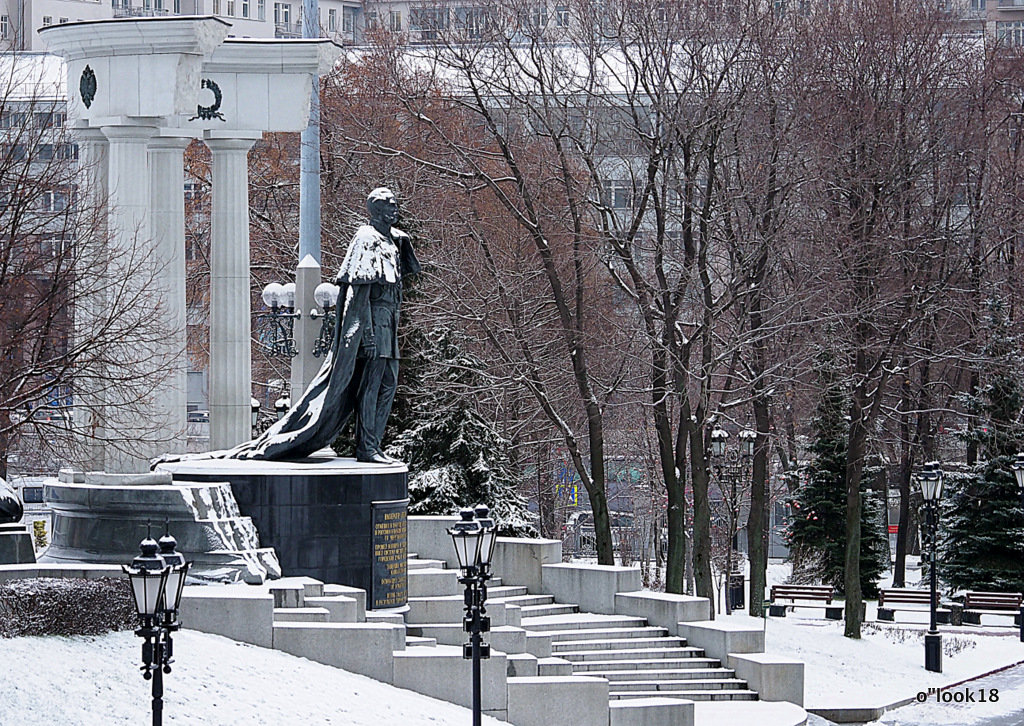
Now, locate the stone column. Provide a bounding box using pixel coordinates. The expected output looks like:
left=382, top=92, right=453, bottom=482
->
left=70, top=125, right=109, bottom=472
left=206, top=133, right=260, bottom=450
left=291, top=254, right=321, bottom=404
left=101, top=123, right=159, bottom=474
left=148, top=132, right=193, bottom=454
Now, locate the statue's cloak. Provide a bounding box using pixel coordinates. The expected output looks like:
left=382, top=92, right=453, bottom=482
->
left=223, top=224, right=418, bottom=461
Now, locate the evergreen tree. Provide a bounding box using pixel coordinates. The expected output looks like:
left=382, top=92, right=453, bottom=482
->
left=786, top=348, right=886, bottom=597
left=385, top=327, right=536, bottom=536
left=941, top=301, right=1024, bottom=593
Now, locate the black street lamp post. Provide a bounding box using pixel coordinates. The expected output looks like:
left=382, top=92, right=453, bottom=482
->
left=448, top=506, right=497, bottom=726
left=123, top=530, right=191, bottom=726
left=916, top=462, right=943, bottom=673
left=1012, top=453, right=1024, bottom=643
left=709, top=425, right=754, bottom=615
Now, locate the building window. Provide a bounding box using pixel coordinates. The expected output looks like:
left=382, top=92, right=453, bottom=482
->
left=342, top=6, right=354, bottom=32
left=59, top=16, right=68, bottom=23
left=42, top=15, right=53, bottom=25
left=601, top=179, right=633, bottom=209
left=389, top=9, right=402, bottom=31
left=274, top=2, right=290, bottom=24
left=1, top=16, right=9, bottom=39
left=174, top=0, right=181, bottom=13
left=258, top=0, right=265, bottom=20
left=212, top=0, right=220, bottom=14
left=328, top=7, right=336, bottom=30
left=227, top=0, right=235, bottom=15
left=555, top=4, right=569, bottom=26
left=241, top=0, right=249, bottom=16
left=531, top=4, right=548, bottom=28
left=998, top=20, right=1024, bottom=45
left=411, top=7, right=447, bottom=39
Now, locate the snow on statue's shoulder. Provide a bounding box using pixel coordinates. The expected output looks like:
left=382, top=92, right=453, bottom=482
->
left=335, top=225, right=400, bottom=285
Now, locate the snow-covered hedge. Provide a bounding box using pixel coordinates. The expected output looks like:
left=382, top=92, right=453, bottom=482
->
left=0, top=577, right=135, bottom=637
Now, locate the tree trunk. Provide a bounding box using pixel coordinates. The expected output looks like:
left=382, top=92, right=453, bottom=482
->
left=689, top=418, right=715, bottom=618
left=748, top=399, right=770, bottom=616
left=665, top=424, right=688, bottom=594
left=844, top=369, right=869, bottom=639
left=894, top=368, right=913, bottom=588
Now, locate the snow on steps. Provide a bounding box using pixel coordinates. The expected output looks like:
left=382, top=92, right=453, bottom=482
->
left=402, top=553, right=806, bottom=723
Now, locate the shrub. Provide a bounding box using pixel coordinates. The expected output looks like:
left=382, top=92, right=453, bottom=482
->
left=0, top=577, right=135, bottom=637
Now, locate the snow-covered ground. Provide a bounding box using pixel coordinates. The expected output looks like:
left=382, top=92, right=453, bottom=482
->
left=0, top=629, right=504, bottom=725
left=720, top=559, right=1024, bottom=712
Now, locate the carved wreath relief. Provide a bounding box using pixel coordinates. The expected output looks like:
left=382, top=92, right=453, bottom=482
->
left=79, top=65, right=97, bottom=109
left=191, top=78, right=226, bottom=122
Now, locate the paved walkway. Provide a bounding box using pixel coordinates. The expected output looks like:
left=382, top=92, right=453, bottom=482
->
left=809, top=663, right=1024, bottom=726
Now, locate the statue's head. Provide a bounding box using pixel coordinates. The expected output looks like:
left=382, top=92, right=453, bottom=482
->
left=0, top=477, right=23, bottom=525
left=367, top=187, right=399, bottom=226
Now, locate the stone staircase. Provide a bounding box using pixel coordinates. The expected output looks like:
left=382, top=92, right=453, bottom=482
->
left=513, top=601, right=757, bottom=702
left=405, top=554, right=759, bottom=706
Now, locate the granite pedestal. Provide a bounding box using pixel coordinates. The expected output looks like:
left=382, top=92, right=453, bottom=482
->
left=158, top=454, right=409, bottom=610
left=0, top=524, right=35, bottom=564
left=41, top=470, right=280, bottom=583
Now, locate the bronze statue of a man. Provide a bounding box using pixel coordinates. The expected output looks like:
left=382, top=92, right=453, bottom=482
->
left=338, top=188, right=417, bottom=463
left=218, top=187, right=420, bottom=462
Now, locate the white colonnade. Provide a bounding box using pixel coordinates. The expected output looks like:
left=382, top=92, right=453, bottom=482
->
left=39, top=18, right=340, bottom=471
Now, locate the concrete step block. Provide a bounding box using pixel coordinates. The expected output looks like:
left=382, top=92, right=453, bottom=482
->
left=525, top=632, right=553, bottom=658
left=490, top=625, right=528, bottom=655
left=727, top=653, right=804, bottom=706
left=406, top=635, right=437, bottom=647
left=273, top=606, right=331, bottom=623
left=540, top=626, right=669, bottom=642
left=610, top=690, right=758, bottom=702
left=507, top=653, right=539, bottom=677
left=502, top=594, right=556, bottom=607
left=574, top=658, right=721, bottom=672
left=407, top=558, right=446, bottom=570
left=678, top=620, right=765, bottom=663
left=508, top=676, right=609, bottom=726
left=180, top=584, right=275, bottom=648
left=608, top=678, right=749, bottom=692
left=365, top=611, right=405, bottom=626
left=407, top=594, right=507, bottom=626
left=488, top=585, right=530, bottom=599
left=407, top=568, right=460, bottom=597
left=521, top=603, right=579, bottom=617
left=322, top=584, right=366, bottom=621
left=304, top=595, right=359, bottom=623
left=272, top=621, right=406, bottom=683
left=591, top=667, right=736, bottom=682
left=552, top=637, right=687, bottom=653
left=559, top=647, right=703, bottom=662
left=505, top=603, right=522, bottom=628
left=393, top=644, right=508, bottom=715
left=615, top=591, right=710, bottom=634
left=268, top=582, right=306, bottom=608
left=610, top=697, right=694, bottom=726
left=521, top=614, right=649, bottom=632
left=537, top=657, right=574, bottom=676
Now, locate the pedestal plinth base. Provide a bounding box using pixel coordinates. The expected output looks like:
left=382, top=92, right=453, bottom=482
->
left=924, top=631, right=942, bottom=673
left=158, top=454, right=409, bottom=609
left=0, top=524, right=35, bottom=564
left=41, top=470, right=280, bottom=583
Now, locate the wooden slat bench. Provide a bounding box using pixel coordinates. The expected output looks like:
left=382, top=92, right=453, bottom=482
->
left=768, top=585, right=843, bottom=620
left=877, top=588, right=950, bottom=624
left=961, top=591, right=1022, bottom=626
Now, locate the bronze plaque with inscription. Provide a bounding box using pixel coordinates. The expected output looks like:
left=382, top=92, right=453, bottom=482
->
left=371, top=498, right=409, bottom=609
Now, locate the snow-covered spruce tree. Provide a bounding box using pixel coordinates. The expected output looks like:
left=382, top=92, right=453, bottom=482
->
left=786, top=348, right=886, bottom=597
left=940, top=301, right=1024, bottom=594
left=385, top=327, right=536, bottom=536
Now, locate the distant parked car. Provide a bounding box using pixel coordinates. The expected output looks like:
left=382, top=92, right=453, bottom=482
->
left=187, top=410, right=210, bottom=423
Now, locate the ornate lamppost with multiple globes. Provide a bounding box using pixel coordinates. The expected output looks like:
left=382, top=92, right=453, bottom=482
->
left=1012, top=452, right=1024, bottom=643
left=122, top=529, right=191, bottom=726
left=709, top=425, right=755, bottom=614
left=916, top=461, right=943, bottom=673
left=448, top=506, right=498, bottom=726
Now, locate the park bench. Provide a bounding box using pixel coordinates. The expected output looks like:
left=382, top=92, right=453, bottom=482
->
left=768, top=584, right=843, bottom=620
left=959, top=591, right=1023, bottom=626
left=876, top=588, right=950, bottom=624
